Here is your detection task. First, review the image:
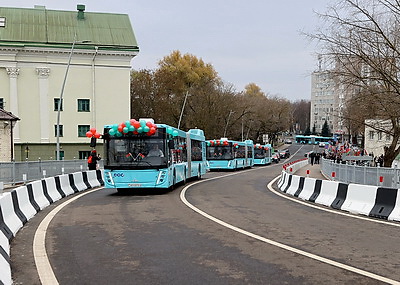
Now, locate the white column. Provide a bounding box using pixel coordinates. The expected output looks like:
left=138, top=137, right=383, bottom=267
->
left=36, top=67, right=51, bottom=143
left=6, top=67, right=20, bottom=142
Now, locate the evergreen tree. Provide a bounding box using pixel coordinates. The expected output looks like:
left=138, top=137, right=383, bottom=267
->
left=321, top=120, right=331, bottom=137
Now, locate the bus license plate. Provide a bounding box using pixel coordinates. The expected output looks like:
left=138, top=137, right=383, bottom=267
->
left=128, top=183, right=142, bottom=187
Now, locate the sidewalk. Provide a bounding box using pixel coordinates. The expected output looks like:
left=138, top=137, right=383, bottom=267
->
left=294, top=162, right=328, bottom=180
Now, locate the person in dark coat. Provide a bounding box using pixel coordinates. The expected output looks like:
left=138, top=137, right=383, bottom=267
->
left=310, top=151, right=315, bottom=165
left=88, top=150, right=101, bottom=170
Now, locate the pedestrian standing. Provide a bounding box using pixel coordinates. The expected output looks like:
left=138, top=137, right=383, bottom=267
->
left=88, top=150, right=101, bottom=170
left=310, top=152, right=315, bottom=165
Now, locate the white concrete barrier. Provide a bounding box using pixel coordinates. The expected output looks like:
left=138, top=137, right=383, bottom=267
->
left=286, top=175, right=301, bottom=196
left=341, top=184, right=377, bottom=215
left=388, top=190, right=400, bottom=222
left=298, top=177, right=316, bottom=201
left=30, top=180, right=51, bottom=210
left=314, top=180, right=339, bottom=207
left=72, top=172, right=87, bottom=192
left=0, top=170, right=103, bottom=285
left=0, top=193, right=23, bottom=236
left=14, top=186, right=37, bottom=221
left=44, top=177, right=62, bottom=202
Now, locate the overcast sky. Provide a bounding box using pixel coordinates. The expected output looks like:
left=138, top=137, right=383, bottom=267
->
left=1, top=1, right=332, bottom=101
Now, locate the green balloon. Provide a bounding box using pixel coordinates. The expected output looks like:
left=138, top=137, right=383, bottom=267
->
left=143, top=126, right=150, bottom=132
left=172, top=130, right=179, bottom=137
left=137, top=127, right=143, bottom=133
left=112, top=124, right=118, bottom=131
left=129, top=125, right=135, bottom=132
left=109, top=129, right=116, bottom=136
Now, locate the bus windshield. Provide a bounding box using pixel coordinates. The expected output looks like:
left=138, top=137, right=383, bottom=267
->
left=105, top=136, right=167, bottom=169
left=206, top=145, right=233, bottom=160
left=254, top=148, right=266, bottom=158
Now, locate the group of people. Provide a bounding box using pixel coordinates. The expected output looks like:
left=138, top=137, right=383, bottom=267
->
left=309, top=151, right=321, bottom=165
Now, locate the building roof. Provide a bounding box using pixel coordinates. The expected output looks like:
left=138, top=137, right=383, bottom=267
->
left=0, top=109, right=19, bottom=121
left=0, top=5, right=139, bottom=52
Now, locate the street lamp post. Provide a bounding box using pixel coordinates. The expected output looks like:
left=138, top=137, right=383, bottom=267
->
left=177, top=90, right=189, bottom=130
left=223, top=110, right=234, bottom=137
left=56, top=37, right=90, bottom=160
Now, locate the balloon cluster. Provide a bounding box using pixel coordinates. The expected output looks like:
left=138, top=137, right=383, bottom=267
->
left=207, top=140, right=238, bottom=148
left=254, top=145, right=269, bottom=150
left=108, top=119, right=157, bottom=137
left=86, top=128, right=101, bottom=139
left=166, top=127, right=179, bottom=137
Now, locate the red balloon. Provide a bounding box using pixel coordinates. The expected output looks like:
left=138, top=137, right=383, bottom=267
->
left=121, top=122, right=126, bottom=128
left=117, top=125, right=123, bottom=132
left=130, top=119, right=136, bottom=125
left=86, top=131, right=93, bottom=138
left=133, top=131, right=139, bottom=135
left=94, top=132, right=101, bottom=139
left=90, top=127, right=96, bottom=134
left=133, top=121, right=141, bottom=129
left=146, top=121, right=153, bottom=127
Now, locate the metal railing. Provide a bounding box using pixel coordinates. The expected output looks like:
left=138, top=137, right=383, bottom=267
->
left=0, top=159, right=104, bottom=186
left=321, top=158, right=400, bottom=188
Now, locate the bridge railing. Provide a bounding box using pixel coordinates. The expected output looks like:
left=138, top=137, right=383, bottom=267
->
left=0, top=159, right=104, bottom=186
left=321, top=158, right=400, bottom=188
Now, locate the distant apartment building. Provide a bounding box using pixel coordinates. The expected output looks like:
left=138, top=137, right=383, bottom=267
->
left=0, top=5, right=139, bottom=160
left=364, top=119, right=397, bottom=158
left=310, top=70, right=336, bottom=133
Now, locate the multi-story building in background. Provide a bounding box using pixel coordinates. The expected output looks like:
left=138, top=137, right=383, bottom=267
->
left=0, top=5, right=139, bottom=161
left=310, top=69, right=336, bottom=134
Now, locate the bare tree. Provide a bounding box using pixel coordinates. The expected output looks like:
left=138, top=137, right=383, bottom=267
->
left=308, top=0, right=400, bottom=166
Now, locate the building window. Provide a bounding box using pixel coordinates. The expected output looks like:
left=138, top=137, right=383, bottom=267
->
left=369, top=131, right=374, bottom=140
left=0, top=17, right=5, bottom=28
left=0, top=98, right=4, bottom=109
left=78, top=125, right=90, bottom=137
left=79, top=151, right=91, bottom=159
left=55, top=150, right=64, bottom=160
left=55, top=125, right=63, bottom=137
left=78, top=99, right=90, bottom=112
left=377, top=131, right=382, bottom=140
left=386, top=133, right=391, bottom=141
left=54, top=98, right=63, bottom=111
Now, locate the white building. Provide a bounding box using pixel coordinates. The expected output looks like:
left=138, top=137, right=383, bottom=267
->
left=310, top=70, right=336, bottom=133
left=364, top=119, right=396, bottom=158
left=0, top=5, right=139, bottom=160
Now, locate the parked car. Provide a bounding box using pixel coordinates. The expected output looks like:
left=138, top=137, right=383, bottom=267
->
left=284, top=139, right=292, bottom=144
left=279, top=149, right=290, bottom=158
left=271, top=153, right=280, bottom=163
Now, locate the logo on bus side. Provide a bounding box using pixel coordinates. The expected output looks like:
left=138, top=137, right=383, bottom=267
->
left=113, top=173, right=124, bottom=177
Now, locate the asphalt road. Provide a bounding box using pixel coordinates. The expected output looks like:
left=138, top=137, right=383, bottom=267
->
left=10, top=144, right=400, bottom=284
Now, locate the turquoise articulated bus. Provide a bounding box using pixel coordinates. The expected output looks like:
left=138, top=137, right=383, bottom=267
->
left=102, top=118, right=207, bottom=192
left=206, top=138, right=254, bottom=170
left=253, top=143, right=272, bottom=165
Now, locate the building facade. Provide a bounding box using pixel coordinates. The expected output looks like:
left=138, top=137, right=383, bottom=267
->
left=310, top=70, right=336, bottom=133
left=0, top=109, right=19, bottom=161
left=0, top=5, right=139, bottom=160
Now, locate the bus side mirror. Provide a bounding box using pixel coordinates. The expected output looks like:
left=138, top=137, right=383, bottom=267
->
left=168, top=140, right=175, bottom=149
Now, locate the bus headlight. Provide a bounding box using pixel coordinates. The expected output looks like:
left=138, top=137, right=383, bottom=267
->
left=156, top=170, right=167, bottom=185
left=106, top=171, right=115, bottom=186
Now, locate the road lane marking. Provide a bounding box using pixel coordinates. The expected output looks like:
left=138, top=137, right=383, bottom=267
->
left=180, top=175, right=400, bottom=284
left=33, top=188, right=101, bottom=285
